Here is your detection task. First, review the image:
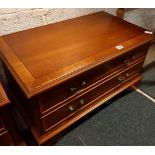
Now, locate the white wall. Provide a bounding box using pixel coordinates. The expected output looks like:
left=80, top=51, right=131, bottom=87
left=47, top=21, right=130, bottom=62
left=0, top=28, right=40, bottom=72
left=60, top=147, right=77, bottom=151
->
left=0, top=8, right=154, bottom=36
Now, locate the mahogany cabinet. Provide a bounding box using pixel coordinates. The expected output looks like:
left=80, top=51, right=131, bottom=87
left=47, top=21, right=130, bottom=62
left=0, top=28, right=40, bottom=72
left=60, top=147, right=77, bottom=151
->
left=0, top=83, right=25, bottom=145
left=0, top=11, right=154, bottom=145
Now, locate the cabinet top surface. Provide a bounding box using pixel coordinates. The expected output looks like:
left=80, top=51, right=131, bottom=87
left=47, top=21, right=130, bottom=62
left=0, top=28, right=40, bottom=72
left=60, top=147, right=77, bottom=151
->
left=0, top=11, right=153, bottom=98
left=0, top=83, right=10, bottom=108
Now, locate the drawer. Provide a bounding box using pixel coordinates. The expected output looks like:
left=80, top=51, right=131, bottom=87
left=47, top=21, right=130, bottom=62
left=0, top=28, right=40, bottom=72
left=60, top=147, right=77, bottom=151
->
left=42, top=97, right=81, bottom=132
left=40, top=44, right=147, bottom=114
left=0, top=130, right=13, bottom=146
left=41, top=61, right=143, bottom=132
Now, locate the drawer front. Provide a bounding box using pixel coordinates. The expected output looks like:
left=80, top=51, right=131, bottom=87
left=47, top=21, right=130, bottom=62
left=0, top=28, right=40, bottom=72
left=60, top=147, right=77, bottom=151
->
left=42, top=97, right=81, bottom=132
left=0, top=130, right=13, bottom=146
left=41, top=61, right=143, bottom=132
left=40, top=44, right=147, bottom=114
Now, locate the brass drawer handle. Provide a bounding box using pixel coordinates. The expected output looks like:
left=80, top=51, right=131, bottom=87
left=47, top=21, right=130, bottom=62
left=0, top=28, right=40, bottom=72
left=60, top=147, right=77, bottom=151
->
left=131, top=55, right=136, bottom=60
left=118, top=77, right=123, bottom=82
left=125, top=73, right=130, bottom=78
left=70, top=87, right=77, bottom=92
left=80, top=99, right=85, bottom=105
left=74, top=81, right=86, bottom=95
left=118, top=76, right=126, bottom=82
left=124, top=59, right=130, bottom=65
left=69, top=106, right=75, bottom=111
left=81, top=81, right=86, bottom=86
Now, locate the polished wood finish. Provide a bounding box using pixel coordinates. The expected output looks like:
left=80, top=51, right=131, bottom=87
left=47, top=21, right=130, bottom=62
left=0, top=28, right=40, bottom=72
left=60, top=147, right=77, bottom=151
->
left=0, top=12, right=153, bottom=98
left=0, top=83, right=12, bottom=145
left=116, top=8, right=155, bottom=45
left=0, top=83, right=25, bottom=145
left=0, top=11, right=154, bottom=145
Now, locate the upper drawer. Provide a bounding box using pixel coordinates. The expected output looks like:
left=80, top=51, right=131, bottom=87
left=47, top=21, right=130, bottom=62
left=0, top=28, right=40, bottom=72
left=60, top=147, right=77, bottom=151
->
left=39, top=45, right=147, bottom=114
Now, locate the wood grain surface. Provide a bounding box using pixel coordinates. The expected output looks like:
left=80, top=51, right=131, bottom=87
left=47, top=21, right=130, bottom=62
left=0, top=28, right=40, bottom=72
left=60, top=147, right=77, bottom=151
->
left=0, top=11, right=154, bottom=98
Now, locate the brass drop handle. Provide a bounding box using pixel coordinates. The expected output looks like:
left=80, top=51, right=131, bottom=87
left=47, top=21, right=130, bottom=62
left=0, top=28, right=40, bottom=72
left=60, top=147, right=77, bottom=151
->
left=80, top=99, right=85, bottom=105
left=118, top=77, right=123, bottom=82
left=131, top=55, right=136, bottom=60
left=69, top=105, right=75, bottom=111
left=125, top=73, right=130, bottom=78
left=118, top=75, right=126, bottom=82
left=81, top=81, right=86, bottom=86
left=70, top=87, right=77, bottom=92
left=124, top=59, right=130, bottom=65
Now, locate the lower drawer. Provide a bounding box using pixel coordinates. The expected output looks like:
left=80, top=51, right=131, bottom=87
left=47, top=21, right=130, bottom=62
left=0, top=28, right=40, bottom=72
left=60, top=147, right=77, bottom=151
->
left=41, top=61, right=143, bottom=132
left=0, top=130, right=13, bottom=146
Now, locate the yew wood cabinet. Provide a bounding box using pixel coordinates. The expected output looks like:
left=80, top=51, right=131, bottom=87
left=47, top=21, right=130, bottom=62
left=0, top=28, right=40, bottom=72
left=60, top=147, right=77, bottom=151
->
left=0, top=12, right=154, bottom=145
left=0, top=83, right=12, bottom=145
left=0, top=83, right=25, bottom=145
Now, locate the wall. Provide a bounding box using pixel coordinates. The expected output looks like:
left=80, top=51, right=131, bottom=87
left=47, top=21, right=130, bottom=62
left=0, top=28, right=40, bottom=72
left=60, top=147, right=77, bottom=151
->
left=0, top=8, right=154, bottom=36
left=0, top=8, right=106, bottom=35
